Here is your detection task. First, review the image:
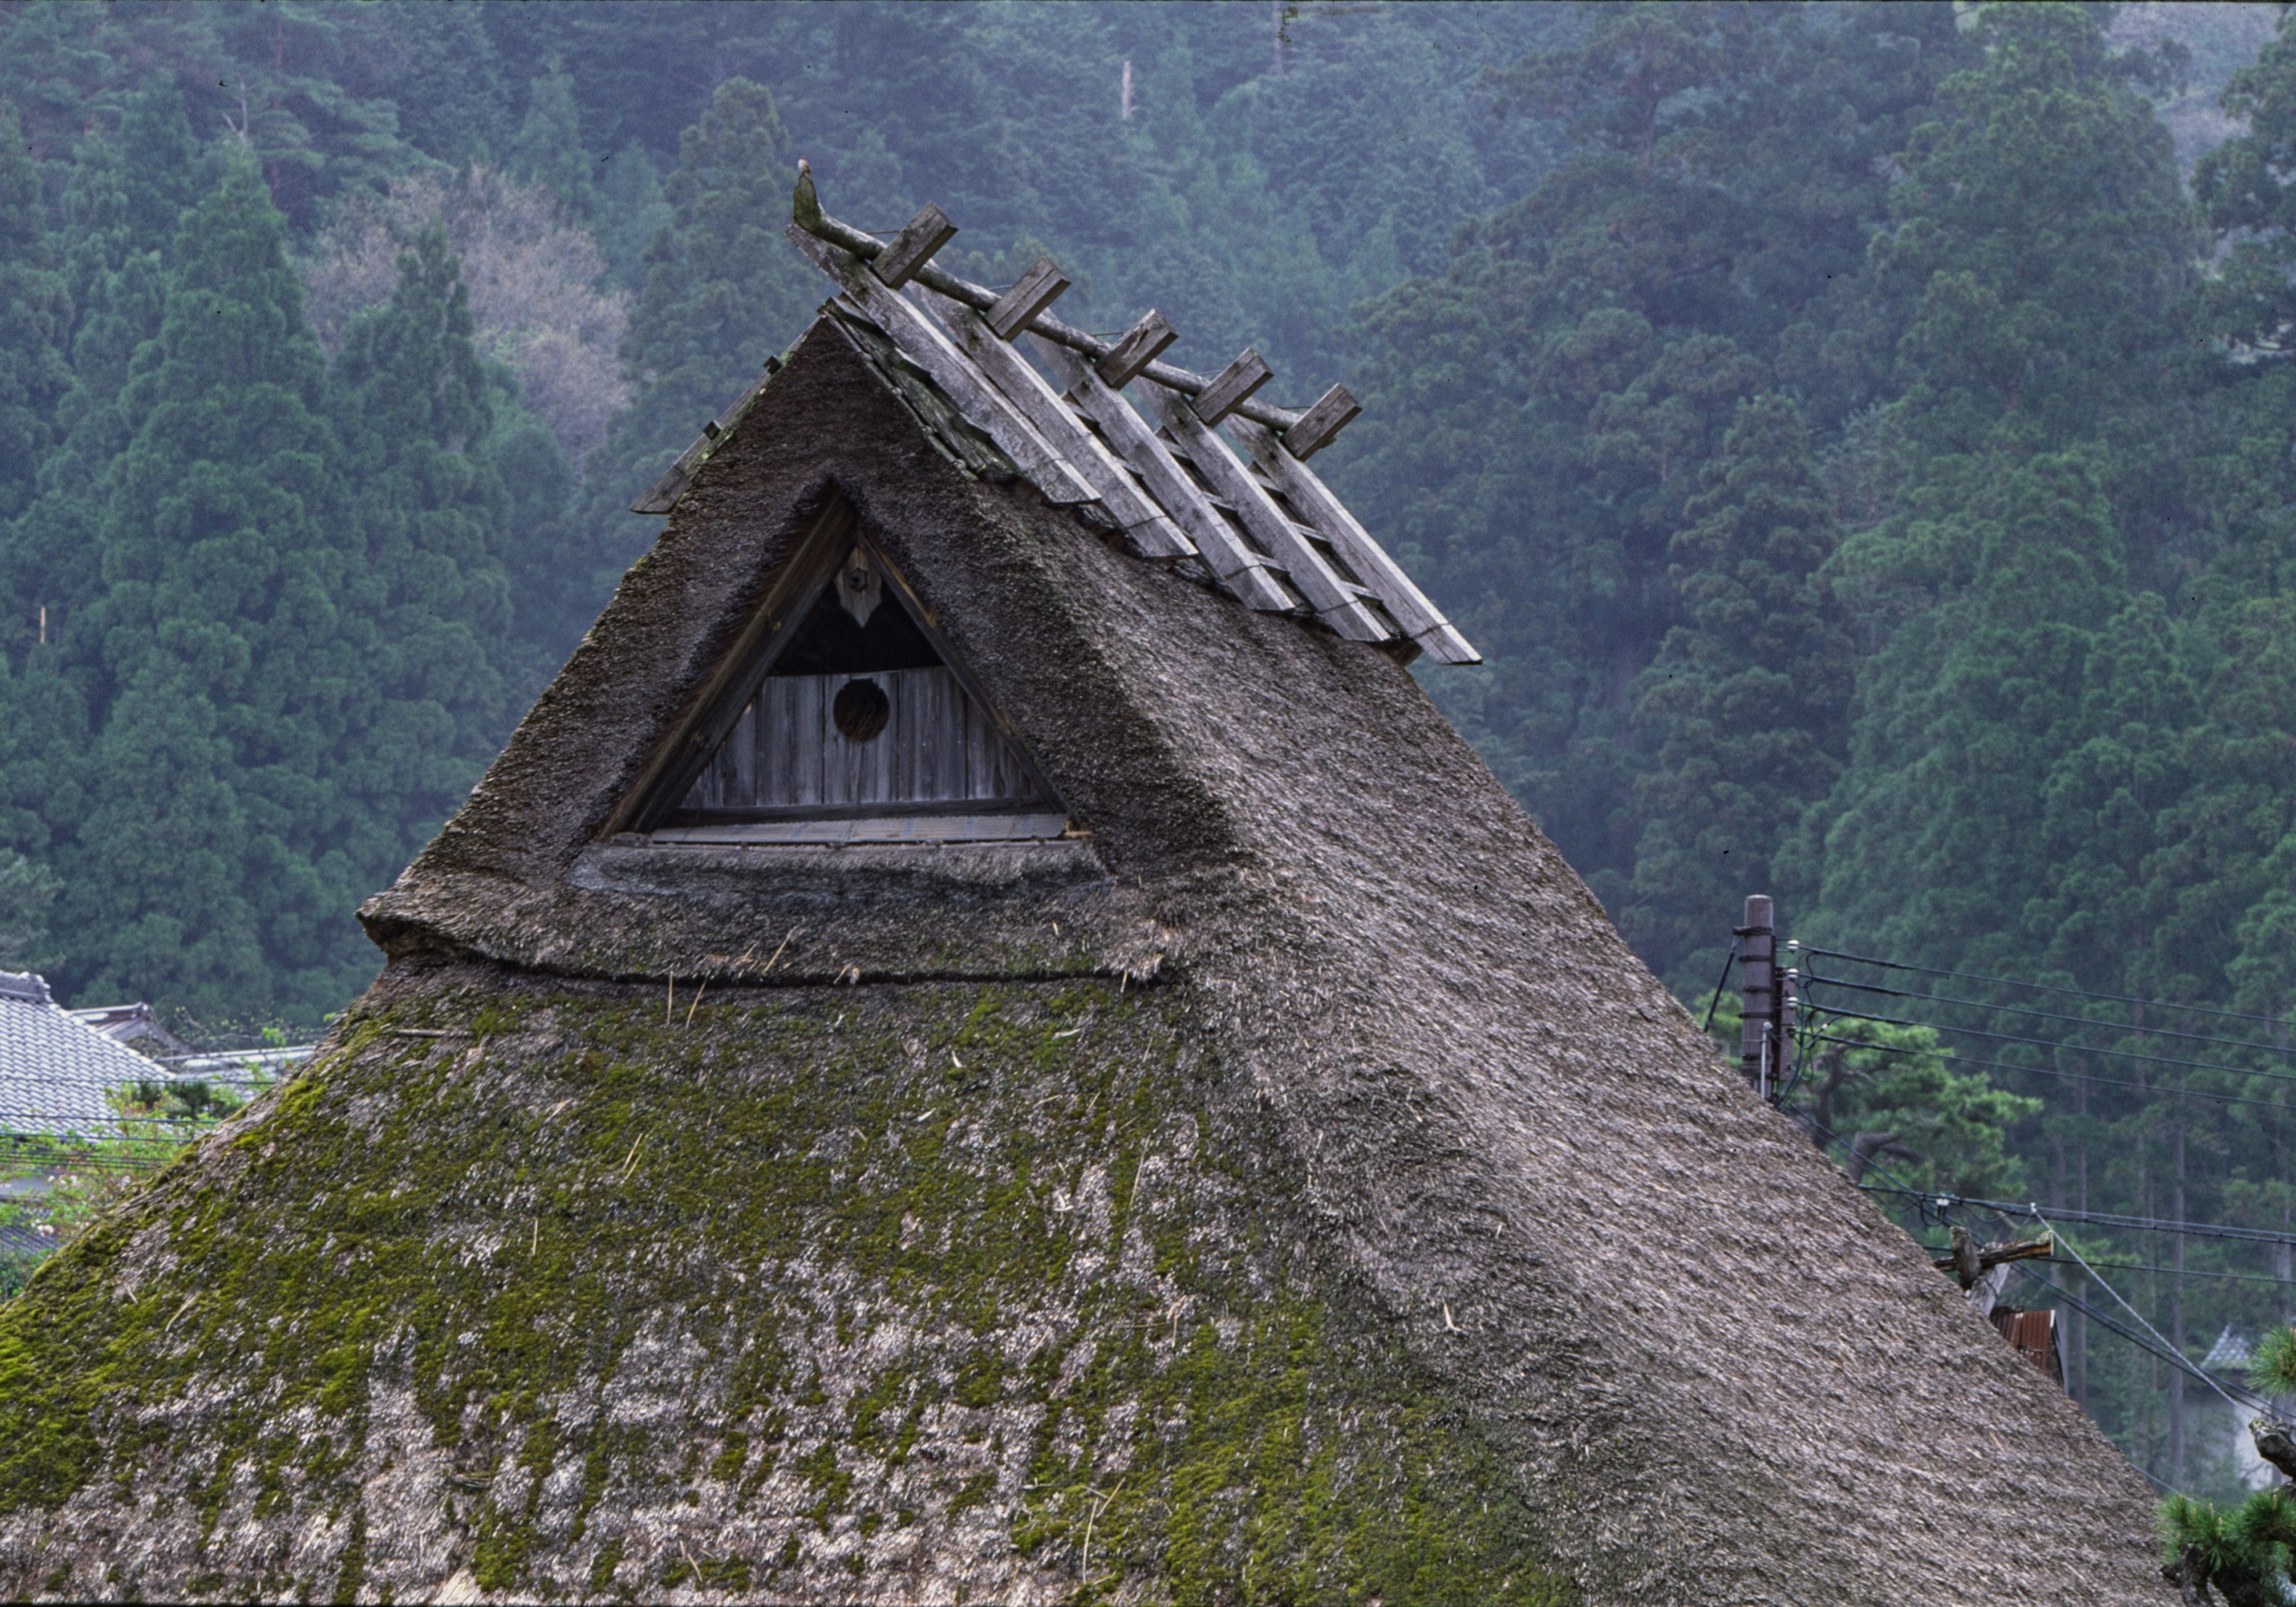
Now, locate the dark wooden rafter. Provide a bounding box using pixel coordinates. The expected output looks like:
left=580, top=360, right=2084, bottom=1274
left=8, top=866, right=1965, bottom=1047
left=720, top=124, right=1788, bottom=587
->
left=872, top=203, right=958, bottom=289
left=785, top=225, right=1098, bottom=505
left=1228, top=416, right=1476, bottom=664
left=1146, top=383, right=1390, bottom=642
left=1028, top=336, right=1293, bottom=610
left=1283, top=384, right=1362, bottom=461
left=912, top=284, right=1193, bottom=559
left=790, top=161, right=1311, bottom=436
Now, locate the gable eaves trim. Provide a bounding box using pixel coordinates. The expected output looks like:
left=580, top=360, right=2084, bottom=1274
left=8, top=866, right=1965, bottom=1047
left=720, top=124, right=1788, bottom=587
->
left=631, top=362, right=784, bottom=516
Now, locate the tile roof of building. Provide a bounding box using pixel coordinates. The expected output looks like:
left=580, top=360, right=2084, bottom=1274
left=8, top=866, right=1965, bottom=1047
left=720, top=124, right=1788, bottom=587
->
left=0, top=971, right=175, bottom=1139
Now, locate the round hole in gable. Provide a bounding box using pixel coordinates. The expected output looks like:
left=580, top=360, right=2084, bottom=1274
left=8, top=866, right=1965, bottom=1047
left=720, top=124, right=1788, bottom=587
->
left=833, top=677, right=891, bottom=743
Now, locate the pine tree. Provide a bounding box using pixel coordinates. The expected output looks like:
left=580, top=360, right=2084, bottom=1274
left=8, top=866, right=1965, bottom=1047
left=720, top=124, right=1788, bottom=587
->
left=1, top=89, right=206, bottom=668
left=594, top=139, right=672, bottom=292
left=60, top=157, right=365, bottom=1024
left=1803, top=4, right=2196, bottom=977
left=585, top=77, right=813, bottom=593
left=328, top=227, right=517, bottom=886
left=1344, top=2, right=1972, bottom=907
left=0, top=99, right=72, bottom=529
left=509, top=60, right=600, bottom=222
left=1626, top=393, right=1854, bottom=987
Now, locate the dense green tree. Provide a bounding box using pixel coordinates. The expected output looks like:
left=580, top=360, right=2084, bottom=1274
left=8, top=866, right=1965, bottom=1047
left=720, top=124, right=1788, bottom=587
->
left=59, top=158, right=364, bottom=1021
left=593, top=138, right=671, bottom=292
left=1626, top=393, right=1855, bottom=986
left=1, top=89, right=206, bottom=670
left=584, top=77, right=813, bottom=592
left=1806, top=4, right=2199, bottom=972
left=334, top=2, right=511, bottom=171
left=510, top=61, right=601, bottom=223
left=328, top=227, right=519, bottom=882
left=1346, top=1, right=1970, bottom=911
left=0, top=100, right=71, bottom=528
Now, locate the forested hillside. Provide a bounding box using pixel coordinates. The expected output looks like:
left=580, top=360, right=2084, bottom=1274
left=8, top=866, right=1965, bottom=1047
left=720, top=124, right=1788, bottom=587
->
left=1, top=0, right=2294, bottom=1498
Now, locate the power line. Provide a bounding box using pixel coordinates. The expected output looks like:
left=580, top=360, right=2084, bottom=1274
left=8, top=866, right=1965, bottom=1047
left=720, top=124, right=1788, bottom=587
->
left=1803, top=971, right=2291, bottom=1063
left=2014, top=1265, right=2288, bottom=1427
left=1797, top=943, right=2296, bottom=1036
left=2054, top=1258, right=2291, bottom=1287
left=1859, top=1185, right=2296, bottom=1249
left=1803, top=1001, right=2296, bottom=1088
left=1800, top=1029, right=2296, bottom=1117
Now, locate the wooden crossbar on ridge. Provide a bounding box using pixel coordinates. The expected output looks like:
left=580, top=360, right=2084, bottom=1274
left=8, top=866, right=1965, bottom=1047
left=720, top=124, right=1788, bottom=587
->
left=639, top=164, right=1478, bottom=667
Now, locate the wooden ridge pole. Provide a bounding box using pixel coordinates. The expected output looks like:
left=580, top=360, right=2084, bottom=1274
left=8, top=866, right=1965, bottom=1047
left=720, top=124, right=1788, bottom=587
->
left=790, top=160, right=1315, bottom=436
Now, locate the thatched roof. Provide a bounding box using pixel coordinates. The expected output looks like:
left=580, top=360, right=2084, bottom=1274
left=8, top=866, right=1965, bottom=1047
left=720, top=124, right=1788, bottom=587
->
left=0, top=190, right=2172, bottom=1605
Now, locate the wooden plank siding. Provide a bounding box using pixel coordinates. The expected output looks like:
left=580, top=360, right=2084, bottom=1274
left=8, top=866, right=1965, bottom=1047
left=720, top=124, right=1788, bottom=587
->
left=679, top=667, right=1041, bottom=817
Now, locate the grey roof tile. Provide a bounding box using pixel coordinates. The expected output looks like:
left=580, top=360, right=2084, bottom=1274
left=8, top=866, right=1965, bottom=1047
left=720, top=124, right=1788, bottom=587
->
left=0, top=972, right=180, bottom=1140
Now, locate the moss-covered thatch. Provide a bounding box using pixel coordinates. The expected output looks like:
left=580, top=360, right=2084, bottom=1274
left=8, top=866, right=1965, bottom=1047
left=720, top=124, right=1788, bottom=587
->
left=0, top=311, right=2172, bottom=1602
left=0, top=968, right=1573, bottom=1603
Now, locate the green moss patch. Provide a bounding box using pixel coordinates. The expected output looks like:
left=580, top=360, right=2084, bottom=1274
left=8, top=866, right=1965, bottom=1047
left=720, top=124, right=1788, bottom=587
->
left=0, top=971, right=1576, bottom=1603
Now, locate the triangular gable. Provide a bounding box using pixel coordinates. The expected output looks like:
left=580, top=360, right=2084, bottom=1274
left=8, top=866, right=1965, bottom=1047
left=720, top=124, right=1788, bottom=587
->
left=616, top=498, right=1064, bottom=845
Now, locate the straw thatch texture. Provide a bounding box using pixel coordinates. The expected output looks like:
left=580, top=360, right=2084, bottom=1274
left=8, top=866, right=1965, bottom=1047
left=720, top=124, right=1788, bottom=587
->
left=0, top=314, right=2171, bottom=1605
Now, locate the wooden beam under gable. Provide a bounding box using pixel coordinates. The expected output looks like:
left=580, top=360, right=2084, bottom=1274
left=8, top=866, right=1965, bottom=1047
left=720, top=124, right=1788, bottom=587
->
left=911, top=285, right=1193, bottom=561
left=1228, top=416, right=1480, bottom=664
left=1028, top=337, right=1294, bottom=612
left=1147, top=383, right=1391, bottom=644
left=786, top=225, right=1097, bottom=505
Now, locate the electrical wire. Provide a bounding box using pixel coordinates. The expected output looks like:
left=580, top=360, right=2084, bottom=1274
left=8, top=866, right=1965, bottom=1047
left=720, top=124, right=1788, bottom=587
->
left=1702, top=938, right=1740, bottom=1033
left=1857, top=1185, right=2296, bottom=1249
left=1803, top=1001, right=2296, bottom=1087
left=1796, top=943, right=2296, bottom=1035
left=2014, top=1265, right=2288, bottom=1427
left=2001, top=1257, right=2296, bottom=1288
left=1803, top=971, right=2293, bottom=1062
left=1800, top=1029, right=2296, bottom=1117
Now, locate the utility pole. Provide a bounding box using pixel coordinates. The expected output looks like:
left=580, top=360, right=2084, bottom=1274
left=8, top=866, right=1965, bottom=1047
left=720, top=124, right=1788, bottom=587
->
left=1736, top=895, right=1794, bottom=1101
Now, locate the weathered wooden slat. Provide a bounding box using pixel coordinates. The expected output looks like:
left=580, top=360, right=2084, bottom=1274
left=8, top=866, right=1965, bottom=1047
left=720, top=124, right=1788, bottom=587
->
left=651, top=812, right=1071, bottom=846
left=1029, top=337, right=1294, bottom=612
left=872, top=203, right=958, bottom=289
left=786, top=225, right=1098, bottom=505
left=1229, top=416, right=1479, bottom=664
left=1147, top=385, right=1391, bottom=643
left=1192, top=349, right=1272, bottom=425
left=987, top=257, right=1070, bottom=341
left=691, top=667, right=1051, bottom=813
left=1283, top=383, right=1361, bottom=461
left=1097, top=310, right=1176, bottom=389
left=911, top=285, right=1193, bottom=559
